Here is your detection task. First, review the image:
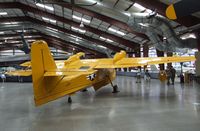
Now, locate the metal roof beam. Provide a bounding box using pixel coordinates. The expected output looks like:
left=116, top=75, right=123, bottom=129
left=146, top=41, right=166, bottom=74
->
left=0, top=2, right=137, bottom=49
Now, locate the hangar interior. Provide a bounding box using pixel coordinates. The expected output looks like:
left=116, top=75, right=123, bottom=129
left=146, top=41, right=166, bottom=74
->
left=0, top=0, right=200, bottom=131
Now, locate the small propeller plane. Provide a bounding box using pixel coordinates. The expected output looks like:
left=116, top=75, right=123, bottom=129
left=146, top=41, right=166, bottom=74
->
left=7, top=40, right=196, bottom=106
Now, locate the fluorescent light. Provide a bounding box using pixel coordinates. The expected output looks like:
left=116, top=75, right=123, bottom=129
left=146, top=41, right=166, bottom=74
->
left=98, top=45, right=107, bottom=49
left=72, top=15, right=82, bottom=21
left=72, top=15, right=91, bottom=24
left=24, top=36, right=33, bottom=38
left=189, top=34, right=196, bottom=39
left=71, top=26, right=79, bottom=31
left=146, top=9, right=152, bottom=13
left=100, top=36, right=114, bottom=43
left=100, top=36, right=106, bottom=40
left=180, top=33, right=197, bottom=40
left=27, top=39, right=36, bottom=42
left=79, top=29, right=86, bottom=33
left=42, top=17, right=56, bottom=23
left=116, top=31, right=125, bottom=36
left=46, top=27, right=58, bottom=31
left=108, top=27, right=125, bottom=36
left=0, top=32, right=4, bottom=34
left=0, top=12, right=7, bottom=15
left=71, top=26, right=86, bottom=33
left=3, top=22, right=20, bottom=25
left=108, top=28, right=117, bottom=32
left=124, top=12, right=131, bottom=16
left=36, top=3, right=54, bottom=11
left=106, top=39, right=113, bottom=43
left=82, top=18, right=90, bottom=23
left=50, top=34, right=60, bottom=38
left=9, top=41, right=20, bottom=43
left=133, top=3, right=146, bottom=11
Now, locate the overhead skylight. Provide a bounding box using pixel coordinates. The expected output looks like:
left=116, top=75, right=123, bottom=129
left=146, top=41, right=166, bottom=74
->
left=108, top=27, right=125, bottom=36
left=0, top=12, right=7, bottom=15
left=36, top=3, right=54, bottom=11
left=72, top=15, right=90, bottom=24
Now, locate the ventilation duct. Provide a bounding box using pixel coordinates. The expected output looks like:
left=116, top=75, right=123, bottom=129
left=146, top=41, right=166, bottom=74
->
left=127, top=13, right=198, bottom=52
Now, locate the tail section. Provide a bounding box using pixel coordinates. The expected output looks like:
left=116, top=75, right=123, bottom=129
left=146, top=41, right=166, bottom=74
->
left=31, top=40, right=58, bottom=106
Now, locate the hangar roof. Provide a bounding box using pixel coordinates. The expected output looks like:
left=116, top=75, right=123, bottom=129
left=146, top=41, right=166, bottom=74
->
left=0, top=0, right=199, bottom=57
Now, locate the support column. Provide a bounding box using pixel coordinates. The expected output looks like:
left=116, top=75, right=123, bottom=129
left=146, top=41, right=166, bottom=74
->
left=166, top=52, right=173, bottom=67
left=195, top=39, right=200, bottom=76
left=135, top=45, right=141, bottom=70
left=195, top=51, right=200, bottom=76
left=128, top=53, right=133, bottom=72
left=156, top=49, right=164, bottom=70
left=143, top=43, right=149, bottom=70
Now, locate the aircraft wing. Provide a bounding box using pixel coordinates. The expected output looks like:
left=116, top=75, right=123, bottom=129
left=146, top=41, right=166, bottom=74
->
left=93, top=56, right=196, bottom=69
left=6, top=70, right=32, bottom=76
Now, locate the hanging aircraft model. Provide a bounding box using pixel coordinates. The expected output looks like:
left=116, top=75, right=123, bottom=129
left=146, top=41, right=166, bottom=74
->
left=7, top=40, right=196, bottom=106
left=0, top=32, right=69, bottom=66
left=166, top=0, right=200, bottom=20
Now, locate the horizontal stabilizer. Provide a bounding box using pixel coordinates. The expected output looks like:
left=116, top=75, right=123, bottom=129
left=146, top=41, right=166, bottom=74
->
left=6, top=70, right=32, bottom=76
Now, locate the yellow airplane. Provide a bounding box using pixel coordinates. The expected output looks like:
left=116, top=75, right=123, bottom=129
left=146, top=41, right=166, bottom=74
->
left=7, top=40, right=196, bottom=106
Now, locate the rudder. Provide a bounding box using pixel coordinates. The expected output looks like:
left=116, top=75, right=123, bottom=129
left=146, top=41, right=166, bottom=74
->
left=31, top=40, right=57, bottom=106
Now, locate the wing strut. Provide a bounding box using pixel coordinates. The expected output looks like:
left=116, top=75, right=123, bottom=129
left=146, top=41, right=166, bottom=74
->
left=106, top=73, right=119, bottom=93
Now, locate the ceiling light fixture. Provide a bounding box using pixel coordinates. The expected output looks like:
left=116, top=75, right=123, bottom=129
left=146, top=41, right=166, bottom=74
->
left=71, top=26, right=86, bottom=33
left=106, top=39, right=113, bottom=43
left=80, top=21, right=84, bottom=27
left=0, top=12, right=7, bottom=15
left=133, top=3, right=146, bottom=11
left=180, top=33, right=197, bottom=40
left=72, top=15, right=91, bottom=24
left=100, top=36, right=106, bottom=40
left=108, top=27, right=125, bottom=36
left=36, top=3, right=54, bottom=11
left=42, top=17, right=56, bottom=23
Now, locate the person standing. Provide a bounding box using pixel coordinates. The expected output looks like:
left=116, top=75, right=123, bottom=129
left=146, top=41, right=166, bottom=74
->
left=1, top=73, right=6, bottom=83
left=136, top=68, right=141, bottom=83
left=144, top=69, right=151, bottom=82
left=170, top=66, right=176, bottom=85
left=166, top=66, right=172, bottom=85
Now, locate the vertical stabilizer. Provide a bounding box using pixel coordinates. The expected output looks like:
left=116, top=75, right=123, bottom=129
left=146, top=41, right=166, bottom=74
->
left=31, top=40, right=57, bottom=106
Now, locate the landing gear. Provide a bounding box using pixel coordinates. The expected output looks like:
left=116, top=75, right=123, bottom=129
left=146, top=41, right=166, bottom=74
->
left=81, top=88, right=88, bottom=92
left=107, top=74, right=119, bottom=93
left=68, top=96, right=72, bottom=103
left=112, top=85, right=119, bottom=93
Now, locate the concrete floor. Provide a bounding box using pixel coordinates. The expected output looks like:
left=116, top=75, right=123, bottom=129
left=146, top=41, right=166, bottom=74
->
left=0, top=76, right=200, bottom=131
